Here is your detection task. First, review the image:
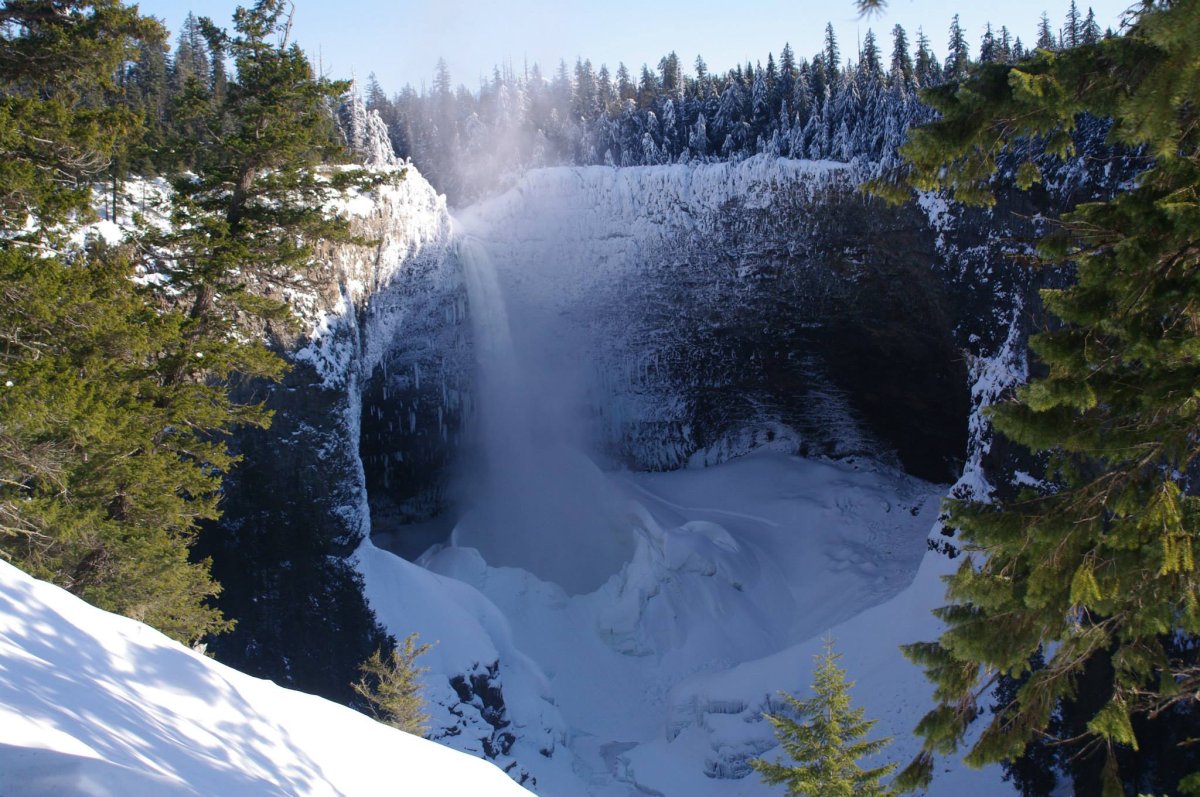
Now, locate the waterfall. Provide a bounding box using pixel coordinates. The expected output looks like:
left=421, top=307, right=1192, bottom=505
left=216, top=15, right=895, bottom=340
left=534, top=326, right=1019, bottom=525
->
left=454, top=236, right=633, bottom=594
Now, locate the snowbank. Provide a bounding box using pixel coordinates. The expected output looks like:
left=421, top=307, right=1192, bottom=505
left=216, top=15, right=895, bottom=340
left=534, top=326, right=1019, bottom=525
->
left=0, top=559, right=532, bottom=797
left=360, top=449, right=995, bottom=796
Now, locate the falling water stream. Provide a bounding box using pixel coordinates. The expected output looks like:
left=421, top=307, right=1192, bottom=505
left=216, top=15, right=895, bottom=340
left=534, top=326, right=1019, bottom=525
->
left=452, top=236, right=634, bottom=594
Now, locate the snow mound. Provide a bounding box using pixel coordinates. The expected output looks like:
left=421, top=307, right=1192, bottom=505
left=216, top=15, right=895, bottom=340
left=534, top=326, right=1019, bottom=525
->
left=363, top=450, right=1000, bottom=795
left=0, top=559, right=532, bottom=797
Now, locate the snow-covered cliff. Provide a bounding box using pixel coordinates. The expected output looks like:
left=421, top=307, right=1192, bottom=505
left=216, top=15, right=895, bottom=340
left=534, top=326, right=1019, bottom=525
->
left=328, top=156, right=1036, bottom=795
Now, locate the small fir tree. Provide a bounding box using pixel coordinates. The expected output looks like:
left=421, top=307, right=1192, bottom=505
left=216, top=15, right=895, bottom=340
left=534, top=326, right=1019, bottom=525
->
left=752, top=640, right=897, bottom=797
left=353, top=633, right=432, bottom=736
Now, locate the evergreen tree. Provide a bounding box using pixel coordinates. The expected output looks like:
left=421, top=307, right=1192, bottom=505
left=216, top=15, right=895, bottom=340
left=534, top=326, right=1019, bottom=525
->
left=913, top=28, right=938, bottom=86
left=751, top=640, right=897, bottom=797
left=0, top=0, right=150, bottom=232
left=638, top=64, right=660, bottom=110
left=365, top=72, right=388, bottom=112
left=432, top=57, right=453, bottom=99
left=688, top=111, right=709, bottom=157
left=880, top=2, right=1200, bottom=792
left=1, top=243, right=232, bottom=643
left=204, top=22, right=227, bottom=106
left=779, top=44, right=797, bottom=104
left=997, top=26, right=1014, bottom=63
left=944, top=15, right=970, bottom=81
left=889, top=25, right=913, bottom=90
left=594, top=63, right=613, bottom=114
left=171, top=12, right=210, bottom=94
left=979, top=23, right=999, bottom=63
left=1011, top=36, right=1026, bottom=62
left=764, top=51, right=781, bottom=118
left=615, top=62, right=635, bottom=102
left=859, top=29, right=883, bottom=84
left=126, top=24, right=170, bottom=174
left=159, top=0, right=367, bottom=345
left=751, top=65, right=771, bottom=138
left=352, top=633, right=432, bottom=736
left=1064, top=0, right=1082, bottom=48
left=1081, top=7, right=1101, bottom=46
left=0, top=0, right=236, bottom=644
left=573, top=57, right=598, bottom=120
left=659, top=51, right=683, bottom=103
left=1036, top=12, right=1057, bottom=51
left=714, top=78, right=744, bottom=150
left=824, top=23, right=841, bottom=76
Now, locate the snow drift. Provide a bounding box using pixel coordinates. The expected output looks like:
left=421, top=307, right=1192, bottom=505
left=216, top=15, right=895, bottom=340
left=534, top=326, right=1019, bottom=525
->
left=0, top=558, right=532, bottom=797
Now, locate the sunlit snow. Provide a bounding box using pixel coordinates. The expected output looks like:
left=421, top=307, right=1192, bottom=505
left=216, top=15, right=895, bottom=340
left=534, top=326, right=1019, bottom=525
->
left=0, top=560, right=533, bottom=797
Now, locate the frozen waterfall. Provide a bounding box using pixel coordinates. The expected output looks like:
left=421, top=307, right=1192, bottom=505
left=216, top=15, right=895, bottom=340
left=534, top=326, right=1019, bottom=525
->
left=453, top=236, right=634, bottom=594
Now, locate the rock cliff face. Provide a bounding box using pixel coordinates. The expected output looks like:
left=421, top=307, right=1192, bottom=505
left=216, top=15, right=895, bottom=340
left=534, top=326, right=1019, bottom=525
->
left=457, top=159, right=973, bottom=482
left=359, top=156, right=1036, bottom=541
left=199, top=165, right=459, bottom=701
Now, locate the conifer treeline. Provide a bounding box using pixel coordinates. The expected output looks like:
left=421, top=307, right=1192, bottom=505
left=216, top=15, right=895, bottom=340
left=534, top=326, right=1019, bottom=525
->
left=362, top=1, right=1108, bottom=201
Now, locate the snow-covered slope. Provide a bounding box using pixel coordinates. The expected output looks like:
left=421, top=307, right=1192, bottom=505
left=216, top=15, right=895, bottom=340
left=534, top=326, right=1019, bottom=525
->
left=0, top=559, right=532, bottom=797
left=359, top=451, right=1016, bottom=796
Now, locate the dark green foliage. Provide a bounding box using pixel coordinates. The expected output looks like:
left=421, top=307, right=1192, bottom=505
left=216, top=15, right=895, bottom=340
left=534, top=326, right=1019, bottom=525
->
left=353, top=633, right=432, bottom=736
left=0, top=0, right=386, bottom=655
left=0, top=244, right=231, bottom=642
left=752, top=640, right=897, bottom=797
left=155, top=0, right=367, bottom=345
left=0, top=1, right=237, bottom=644
left=874, top=2, right=1200, bottom=793
left=0, top=1, right=153, bottom=233
left=992, top=650, right=1059, bottom=797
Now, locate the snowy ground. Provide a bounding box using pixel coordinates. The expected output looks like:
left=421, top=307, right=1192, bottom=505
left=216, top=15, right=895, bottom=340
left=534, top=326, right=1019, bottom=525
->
left=0, top=559, right=532, bottom=797
left=361, top=450, right=1016, bottom=796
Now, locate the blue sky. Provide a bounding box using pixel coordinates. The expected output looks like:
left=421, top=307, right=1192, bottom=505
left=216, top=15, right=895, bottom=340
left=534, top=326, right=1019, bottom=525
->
left=135, top=0, right=1136, bottom=94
